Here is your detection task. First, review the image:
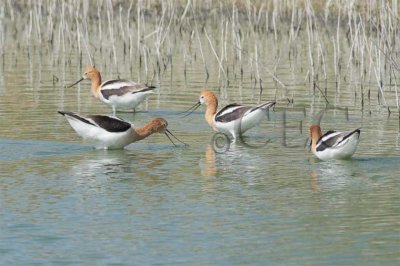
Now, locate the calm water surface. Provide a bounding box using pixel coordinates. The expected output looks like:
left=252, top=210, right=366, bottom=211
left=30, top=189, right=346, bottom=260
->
left=1, top=22, right=400, bottom=266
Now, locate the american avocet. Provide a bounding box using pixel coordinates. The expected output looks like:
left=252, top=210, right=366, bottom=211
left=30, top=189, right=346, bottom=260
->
left=58, top=111, right=186, bottom=149
left=183, top=90, right=275, bottom=140
left=68, top=66, right=156, bottom=115
left=309, top=125, right=361, bottom=160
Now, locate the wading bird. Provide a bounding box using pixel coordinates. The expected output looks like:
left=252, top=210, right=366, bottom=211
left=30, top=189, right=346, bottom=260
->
left=68, top=66, right=155, bottom=115
left=58, top=111, right=186, bottom=149
left=309, top=125, right=361, bottom=160
left=182, top=90, right=275, bottom=140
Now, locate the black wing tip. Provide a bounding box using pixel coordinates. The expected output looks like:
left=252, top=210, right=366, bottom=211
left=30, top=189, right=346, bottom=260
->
left=58, top=111, right=77, bottom=116
left=351, top=128, right=361, bottom=136
left=249, top=101, right=275, bottom=113
left=58, top=111, right=72, bottom=116
left=261, top=101, right=276, bottom=108
left=346, top=128, right=361, bottom=137
left=146, top=85, right=157, bottom=89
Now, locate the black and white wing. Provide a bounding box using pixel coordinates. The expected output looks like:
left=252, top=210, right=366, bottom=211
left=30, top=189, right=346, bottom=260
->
left=316, top=129, right=361, bottom=152
left=100, top=79, right=156, bottom=100
left=58, top=111, right=132, bottom=134
left=215, top=104, right=252, bottom=123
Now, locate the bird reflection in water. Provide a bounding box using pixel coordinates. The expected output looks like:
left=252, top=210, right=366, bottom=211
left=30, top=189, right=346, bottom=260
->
left=309, top=171, right=320, bottom=192
left=308, top=159, right=358, bottom=192
left=200, top=144, right=218, bottom=177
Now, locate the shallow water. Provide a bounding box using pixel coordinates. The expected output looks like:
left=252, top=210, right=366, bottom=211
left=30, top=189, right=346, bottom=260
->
left=1, top=6, right=400, bottom=266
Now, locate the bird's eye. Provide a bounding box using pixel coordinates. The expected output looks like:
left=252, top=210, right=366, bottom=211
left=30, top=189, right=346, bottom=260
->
left=200, top=96, right=204, bottom=99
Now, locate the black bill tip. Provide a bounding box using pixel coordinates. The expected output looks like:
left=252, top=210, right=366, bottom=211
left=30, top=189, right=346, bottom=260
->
left=165, top=129, right=188, bottom=147
left=179, top=102, right=201, bottom=117
left=66, top=77, right=84, bottom=88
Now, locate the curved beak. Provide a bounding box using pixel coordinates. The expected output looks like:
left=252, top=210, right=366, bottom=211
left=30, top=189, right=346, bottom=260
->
left=164, top=129, right=188, bottom=147
left=179, top=101, right=201, bottom=117
left=66, top=77, right=84, bottom=88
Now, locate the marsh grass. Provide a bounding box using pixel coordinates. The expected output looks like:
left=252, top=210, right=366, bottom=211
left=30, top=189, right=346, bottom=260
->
left=1, top=0, right=400, bottom=115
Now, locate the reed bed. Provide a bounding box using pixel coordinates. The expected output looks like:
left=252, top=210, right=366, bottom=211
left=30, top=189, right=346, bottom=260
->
left=1, top=0, right=400, bottom=115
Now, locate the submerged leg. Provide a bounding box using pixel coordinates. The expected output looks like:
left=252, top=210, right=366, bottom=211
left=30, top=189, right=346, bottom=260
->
left=231, top=131, right=238, bottom=143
